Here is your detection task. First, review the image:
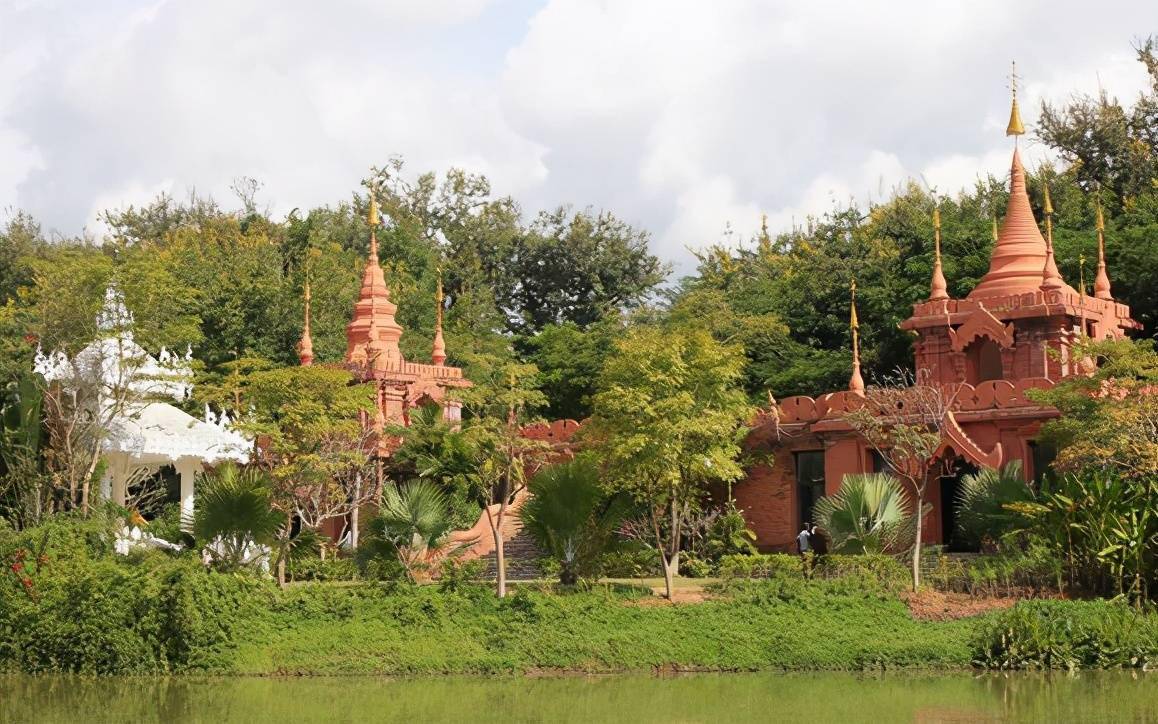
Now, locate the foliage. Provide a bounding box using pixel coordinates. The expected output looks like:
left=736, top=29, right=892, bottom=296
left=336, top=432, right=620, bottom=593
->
left=927, top=544, right=1065, bottom=598
left=1032, top=337, right=1158, bottom=479
left=973, top=599, right=1158, bottom=670
left=588, top=324, right=751, bottom=598
left=519, top=456, right=631, bottom=584
left=1006, top=470, right=1156, bottom=601
left=954, top=461, right=1034, bottom=550
left=287, top=555, right=360, bottom=583
left=359, top=480, right=454, bottom=582
left=717, top=552, right=908, bottom=591
left=813, top=473, right=916, bottom=554
left=384, top=404, right=481, bottom=530
left=192, top=464, right=283, bottom=572
left=685, top=501, right=759, bottom=564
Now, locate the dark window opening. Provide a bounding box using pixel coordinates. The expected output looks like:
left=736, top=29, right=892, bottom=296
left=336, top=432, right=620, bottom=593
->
left=794, top=451, right=826, bottom=530
left=1029, top=440, right=1057, bottom=488
left=967, top=338, right=1004, bottom=383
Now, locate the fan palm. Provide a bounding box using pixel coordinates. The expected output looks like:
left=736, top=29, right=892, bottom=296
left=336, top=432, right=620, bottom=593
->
left=192, top=463, right=283, bottom=572
left=955, top=461, right=1033, bottom=548
left=813, top=473, right=915, bottom=554
left=520, top=456, right=630, bottom=584
left=362, top=480, right=453, bottom=581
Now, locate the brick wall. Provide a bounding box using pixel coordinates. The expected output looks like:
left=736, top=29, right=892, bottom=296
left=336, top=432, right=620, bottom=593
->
left=735, top=456, right=798, bottom=551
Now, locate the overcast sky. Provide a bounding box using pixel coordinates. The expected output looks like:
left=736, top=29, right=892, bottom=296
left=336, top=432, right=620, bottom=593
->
left=1, top=0, right=1155, bottom=272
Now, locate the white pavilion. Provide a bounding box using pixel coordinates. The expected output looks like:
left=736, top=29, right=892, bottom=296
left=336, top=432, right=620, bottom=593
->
left=33, top=285, right=249, bottom=524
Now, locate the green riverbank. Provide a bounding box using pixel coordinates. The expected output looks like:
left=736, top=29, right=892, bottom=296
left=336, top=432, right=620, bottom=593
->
left=4, top=554, right=1156, bottom=676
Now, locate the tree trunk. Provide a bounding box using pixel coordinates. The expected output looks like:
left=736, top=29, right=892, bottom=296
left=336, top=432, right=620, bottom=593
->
left=910, top=491, right=923, bottom=592
left=662, top=550, right=679, bottom=600
left=349, top=472, right=362, bottom=550
left=493, top=513, right=506, bottom=598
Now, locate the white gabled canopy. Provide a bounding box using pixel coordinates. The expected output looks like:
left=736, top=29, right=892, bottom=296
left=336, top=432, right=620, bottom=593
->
left=34, top=283, right=250, bottom=521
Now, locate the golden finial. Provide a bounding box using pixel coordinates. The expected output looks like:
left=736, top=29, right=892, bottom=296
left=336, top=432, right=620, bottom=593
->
left=1040, top=181, right=1065, bottom=292
left=1006, top=61, right=1025, bottom=137
left=930, top=204, right=949, bottom=301
left=848, top=277, right=864, bottom=395
left=849, top=278, right=859, bottom=330
left=1078, top=253, right=1087, bottom=295
left=432, top=266, right=447, bottom=366
left=1093, top=191, right=1112, bottom=300
left=368, top=189, right=379, bottom=227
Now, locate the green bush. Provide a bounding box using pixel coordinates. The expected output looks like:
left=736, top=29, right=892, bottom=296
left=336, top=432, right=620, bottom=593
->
left=717, top=553, right=803, bottom=580
left=974, top=600, right=1158, bottom=670
left=814, top=554, right=909, bottom=591
left=679, top=555, right=711, bottom=578
left=599, top=546, right=661, bottom=578
left=289, top=556, right=359, bottom=582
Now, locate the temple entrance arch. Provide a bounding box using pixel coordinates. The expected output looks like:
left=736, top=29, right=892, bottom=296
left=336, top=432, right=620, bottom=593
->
left=937, top=456, right=979, bottom=551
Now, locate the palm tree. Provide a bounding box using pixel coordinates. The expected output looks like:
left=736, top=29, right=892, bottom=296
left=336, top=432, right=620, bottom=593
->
left=955, top=461, right=1032, bottom=549
left=813, top=473, right=915, bottom=554
left=361, top=480, right=453, bottom=582
left=519, top=456, right=630, bottom=584
left=192, top=463, right=283, bottom=572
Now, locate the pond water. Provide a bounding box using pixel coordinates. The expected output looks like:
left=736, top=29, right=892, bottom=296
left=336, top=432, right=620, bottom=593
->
left=2, top=671, right=1155, bottom=723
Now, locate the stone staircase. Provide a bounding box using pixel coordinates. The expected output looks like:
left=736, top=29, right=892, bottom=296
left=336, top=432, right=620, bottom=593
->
left=482, top=528, right=544, bottom=581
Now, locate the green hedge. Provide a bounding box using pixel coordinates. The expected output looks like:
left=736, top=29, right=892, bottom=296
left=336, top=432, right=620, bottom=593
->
left=973, top=600, right=1158, bottom=670
left=718, top=553, right=908, bottom=590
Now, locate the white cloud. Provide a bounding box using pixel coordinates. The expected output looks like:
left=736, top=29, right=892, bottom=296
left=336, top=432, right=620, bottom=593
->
left=1, top=0, right=1155, bottom=276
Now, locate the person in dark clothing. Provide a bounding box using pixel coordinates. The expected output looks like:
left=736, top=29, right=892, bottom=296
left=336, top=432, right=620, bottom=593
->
left=810, top=525, right=828, bottom=556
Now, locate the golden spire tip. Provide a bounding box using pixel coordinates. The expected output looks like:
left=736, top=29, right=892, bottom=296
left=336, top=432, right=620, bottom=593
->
left=1006, top=61, right=1025, bottom=137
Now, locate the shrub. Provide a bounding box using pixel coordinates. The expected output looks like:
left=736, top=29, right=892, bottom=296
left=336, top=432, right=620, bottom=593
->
left=288, top=556, right=359, bottom=582
left=679, top=555, right=711, bottom=578
left=813, top=473, right=915, bottom=554
left=599, top=546, right=661, bottom=578
left=974, top=600, right=1158, bottom=670
left=519, top=456, right=631, bottom=584
left=717, top=553, right=803, bottom=580
left=814, top=554, right=909, bottom=591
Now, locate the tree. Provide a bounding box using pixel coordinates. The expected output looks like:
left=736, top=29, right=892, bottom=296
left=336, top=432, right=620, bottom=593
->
left=1032, top=337, right=1158, bottom=479
left=519, top=455, right=631, bottom=585
left=458, top=358, right=548, bottom=598
left=813, top=473, right=915, bottom=554
left=520, top=318, right=623, bottom=421
left=588, top=325, right=751, bottom=599
left=192, top=462, right=283, bottom=572
left=241, top=366, right=377, bottom=582
left=1038, top=37, right=1158, bottom=204
left=845, top=373, right=950, bottom=591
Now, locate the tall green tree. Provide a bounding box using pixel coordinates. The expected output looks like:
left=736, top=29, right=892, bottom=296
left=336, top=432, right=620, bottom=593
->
left=588, top=325, right=751, bottom=599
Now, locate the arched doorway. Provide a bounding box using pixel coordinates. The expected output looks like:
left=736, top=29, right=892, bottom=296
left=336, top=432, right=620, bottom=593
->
left=938, top=457, right=979, bottom=551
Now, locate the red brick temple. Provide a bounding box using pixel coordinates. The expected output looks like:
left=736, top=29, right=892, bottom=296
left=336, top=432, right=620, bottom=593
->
left=297, top=192, right=470, bottom=430
left=736, top=91, right=1139, bottom=552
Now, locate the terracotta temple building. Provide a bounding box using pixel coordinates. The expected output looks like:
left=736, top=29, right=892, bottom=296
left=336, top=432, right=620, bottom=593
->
left=296, top=193, right=470, bottom=432
left=735, top=87, right=1139, bottom=552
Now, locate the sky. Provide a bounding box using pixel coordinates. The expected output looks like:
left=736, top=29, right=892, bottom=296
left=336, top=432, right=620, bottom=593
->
left=1, top=0, right=1155, bottom=272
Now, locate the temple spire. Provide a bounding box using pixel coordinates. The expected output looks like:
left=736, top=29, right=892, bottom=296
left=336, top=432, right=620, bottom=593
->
left=1006, top=61, right=1025, bottom=138
left=1093, top=196, right=1113, bottom=300
left=848, top=278, right=865, bottom=395
left=929, top=205, right=949, bottom=300
left=432, top=269, right=447, bottom=366
left=1040, top=182, right=1066, bottom=292
left=296, top=280, right=314, bottom=366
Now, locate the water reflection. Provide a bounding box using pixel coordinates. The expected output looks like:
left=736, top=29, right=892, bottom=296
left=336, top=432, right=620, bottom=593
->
left=1, top=671, right=1154, bottom=723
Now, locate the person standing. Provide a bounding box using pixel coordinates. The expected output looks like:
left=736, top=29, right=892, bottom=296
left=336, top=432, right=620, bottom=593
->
left=796, top=524, right=812, bottom=556
left=810, top=524, right=828, bottom=557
